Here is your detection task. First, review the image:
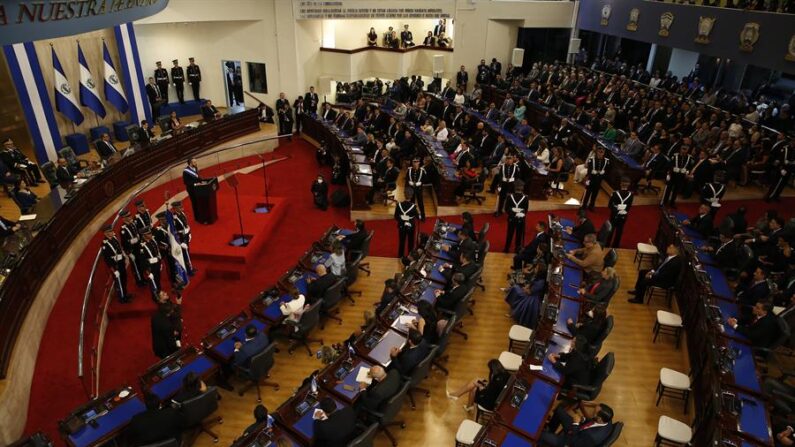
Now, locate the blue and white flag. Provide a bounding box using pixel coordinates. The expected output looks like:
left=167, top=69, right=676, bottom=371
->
left=102, top=40, right=128, bottom=113
left=52, top=46, right=84, bottom=125
left=77, top=42, right=106, bottom=118
left=165, top=209, right=190, bottom=287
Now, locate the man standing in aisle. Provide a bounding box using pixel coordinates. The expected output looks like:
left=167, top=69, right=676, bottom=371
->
left=139, top=227, right=162, bottom=301
left=662, top=144, right=693, bottom=209
left=304, top=86, right=319, bottom=116
left=154, top=61, right=169, bottom=104
left=503, top=182, right=529, bottom=253
left=171, top=59, right=185, bottom=104
left=405, top=157, right=427, bottom=222
left=493, top=154, right=519, bottom=217
left=170, top=201, right=196, bottom=275
left=120, top=210, right=144, bottom=286
left=102, top=225, right=132, bottom=303
left=608, top=178, right=633, bottom=248
left=186, top=57, right=201, bottom=101
left=581, top=147, right=609, bottom=211
left=145, top=77, right=163, bottom=118
left=395, top=188, right=419, bottom=258
left=766, top=137, right=795, bottom=202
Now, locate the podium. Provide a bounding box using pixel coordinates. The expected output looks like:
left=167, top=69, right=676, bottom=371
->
left=192, top=178, right=219, bottom=224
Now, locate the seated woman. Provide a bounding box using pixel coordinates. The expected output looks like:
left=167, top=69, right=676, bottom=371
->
left=453, top=88, right=465, bottom=106
left=573, top=145, right=596, bottom=183
left=514, top=98, right=527, bottom=121
left=446, top=359, right=510, bottom=412
left=169, top=111, right=184, bottom=135
left=325, top=240, right=346, bottom=277
left=579, top=267, right=618, bottom=305
left=567, top=306, right=608, bottom=346
left=454, top=159, right=480, bottom=198
left=420, top=118, right=434, bottom=135
left=13, top=179, right=38, bottom=213
left=547, top=146, right=566, bottom=191
left=367, top=27, right=378, bottom=46
left=171, top=372, right=207, bottom=404
left=504, top=264, right=547, bottom=328
left=412, top=300, right=440, bottom=345
left=534, top=140, right=550, bottom=166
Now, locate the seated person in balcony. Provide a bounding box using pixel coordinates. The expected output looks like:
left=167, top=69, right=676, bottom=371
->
left=566, top=233, right=604, bottom=276
left=201, top=99, right=220, bottom=121
left=437, top=32, right=451, bottom=48
left=367, top=27, right=378, bottom=46
left=388, top=30, right=400, bottom=49
left=12, top=179, right=37, bottom=212
left=423, top=31, right=435, bottom=46
left=400, top=24, right=414, bottom=47
left=446, top=359, right=510, bottom=413
left=383, top=26, right=395, bottom=46
left=727, top=301, right=780, bottom=349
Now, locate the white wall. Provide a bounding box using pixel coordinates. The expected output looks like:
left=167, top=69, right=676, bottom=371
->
left=667, top=48, right=699, bottom=80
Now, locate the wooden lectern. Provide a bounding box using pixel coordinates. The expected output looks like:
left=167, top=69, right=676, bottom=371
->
left=193, top=177, right=219, bottom=224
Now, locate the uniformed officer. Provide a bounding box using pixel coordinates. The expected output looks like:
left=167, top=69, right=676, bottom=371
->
left=608, top=177, right=634, bottom=248
left=493, top=154, right=519, bottom=217
left=581, top=147, right=609, bottom=211
left=170, top=200, right=195, bottom=275
left=154, top=61, right=169, bottom=103
left=405, top=157, right=427, bottom=221
left=662, top=144, right=694, bottom=208
left=139, top=227, right=162, bottom=300
left=171, top=59, right=185, bottom=104
left=101, top=224, right=132, bottom=303
left=766, top=137, right=795, bottom=202
left=154, top=212, right=176, bottom=286
left=134, top=199, right=152, bottom=233
left=701, top=172, right=726, bottom=219
left=120, top=210, right=144, bottom=285
left=503, top=182, right=529, bottom=253
left=186, top=57, right=201, bottom=100
left=395, top=188, right=419, bottom=258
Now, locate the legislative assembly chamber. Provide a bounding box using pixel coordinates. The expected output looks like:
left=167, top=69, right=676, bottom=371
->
left=2, top=0, right=795, bottom=446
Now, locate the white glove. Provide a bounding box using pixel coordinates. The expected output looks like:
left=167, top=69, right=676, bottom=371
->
left=113, top=270, right=120, bottom=278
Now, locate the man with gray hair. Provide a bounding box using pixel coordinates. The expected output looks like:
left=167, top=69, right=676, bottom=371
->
left=566, top=233, right=604, bottom=275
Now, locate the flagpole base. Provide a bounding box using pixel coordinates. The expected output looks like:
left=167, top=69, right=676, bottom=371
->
left=229, top=234, right=253, bottom=247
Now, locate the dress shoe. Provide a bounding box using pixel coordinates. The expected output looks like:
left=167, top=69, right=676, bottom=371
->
left=627, top=290, right=636, bottom=295
left=627, top=298, right=643, bottom=304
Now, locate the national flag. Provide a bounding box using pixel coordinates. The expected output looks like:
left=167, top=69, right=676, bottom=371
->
left=102, top=40, right=128, bottom=113
left=165, top=209, right=190, bottom=288
left=77, top=42, right=106, bottom=118
left=52, top=46, right=84, bottom=125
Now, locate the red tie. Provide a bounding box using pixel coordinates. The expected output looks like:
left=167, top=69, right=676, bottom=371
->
left=589, top=281, right=601, bottom=294
left=579, top=421, right=595, bottom=430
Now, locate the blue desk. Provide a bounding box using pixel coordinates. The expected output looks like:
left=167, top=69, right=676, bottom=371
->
left=554, top=298, right=581, bottom=336
left=562, top=267, right=582, bottom=298
left=419, top=286, right=440, bottom=304
left=260, top=293, right=295, bottom=322
left=365, top=329, right=406, bottom=367
left=67, top=396, right=145, bottom=447
left=729, top=340, right=761, bottom=393
left=559, top=217, right=574, bottom=227
left=502, top=432, right=535, bottom=447
left=736, top=392, right=772, bottom=445
left=331, top=359, right=374, bottom=402
left=705, top=265, right=733, bottom=299
left=511, top=380, right=558, bottom=439
left=291, top=396, right=346, bottom=441
left=210, top=318, right=269, bottom=360
left=149, top=355, right=217, bottom=400
left=312, top=252, right=331, bottom=269
left=696, top=249, right=716, bottom=265
left=428, top=259, right=449, bottom=284
left=563, top=240, right=581, bottom=252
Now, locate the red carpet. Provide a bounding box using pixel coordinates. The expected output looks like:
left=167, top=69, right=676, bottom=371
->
left=22, top=139, right=795, bottom=441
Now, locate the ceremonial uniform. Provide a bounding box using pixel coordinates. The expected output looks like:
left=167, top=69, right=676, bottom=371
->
left=582, top=156, right=609, bottom=211
left=171, top=206, right=195, bottom=274
left=186, top=61, right=201, bottom=100
left=171, top=61, right=185, bottom=104
left=154, top=65, right=169, bottom=103
left=153, top=223, right=175, bottom=286
left=405, top=166, right=427, bottom=221
left=140, top=230, right=162, bottom=300
left=701, top=182, right=725, bottom=219
left=504, top=192, right=529, bottom=253
left=662, top=153, right=694, bottom=208
left=120, top=218, right=144, bottom=285
left=102, top=230, right=130, bottom=302
left=608, top=189, right=633, bottom=248
left=494, top=162, right=519, bottom=217
left=0, top=146, right=42, bottom=184
left=767, top=142, right=795, bottom=201
left=135, top=208, right=152, bottom=234
left=395, top=200, right=419, bottom=258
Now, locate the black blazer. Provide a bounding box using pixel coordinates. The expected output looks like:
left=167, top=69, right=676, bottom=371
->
left=313, top=405, right=357, bottom=447
left=96, top=140, right=117, bottom=158
left=554, top=350, right=592, bottom=389
left=738, top=313, right=779, bottom=348
left=357, top=369, right=402, bottom=413
left=474, top=371, right=510, bottom=410
left=389, top=341, right=431, bottom=377
left=568, top=422, right=614, bottom=447
left=344, top=230, right=368, bottom=253
left=151, top=312, right=178, bottom=359
left=436, top=284, right=468, bottom=313
left=145, top=83, right=160, bottom=104
left=688, top=213, right=713, bottom=238
left=650, top=256, right=684, bottom=289
left=572, top=219, right=596, bottom=242
left=125, top=407, right=182, bottom=445
left=308, top=273, right=338, bottom=302
left=582, top=278, right=616, bottom=304
left=567, top=318, right=606, bottom=345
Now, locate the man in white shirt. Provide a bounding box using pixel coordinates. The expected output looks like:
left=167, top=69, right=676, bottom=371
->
left=280, top=294, right=307, bottom=324
left=435, top=121, right=449, bottom=142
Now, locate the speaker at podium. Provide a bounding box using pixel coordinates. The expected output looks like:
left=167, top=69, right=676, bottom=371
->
left=192, top=177, right=219, bottom=225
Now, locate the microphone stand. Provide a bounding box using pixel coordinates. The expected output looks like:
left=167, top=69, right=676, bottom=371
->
left=254, top=152, right=274, bottom=213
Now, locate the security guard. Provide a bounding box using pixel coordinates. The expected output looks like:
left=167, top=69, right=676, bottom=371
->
left=405, top=157, right=427, bottom=221
left=503, top=181, right=528, bottom=253
left=581, top=146, right=609, bottom=211
left=766, top=137, right=795, bottom=202
left=120, top=210, right=144, bottom=285
left=154, top=61, right=169, bottom=103
left=395, top=187, right=419, bottom=258
left=101, top=224, right=132, bottom=303
left=493, top=154, right=519, bottom=217
left=139, top=227, right=162, bottom=300
left=134, top=199, right=152, bottom=233
left=171, top=59, right=185, bottom=104
left=701, top=172, right=726, bottom=219
left=154, top=212, right=175, bottom=286
left=662, top=144, right=694, bottom=208
left=608, top=177, right=634, bottom=248
left=186, top=57, right=201, bottom=100
left=170, top=200, right=195, bottom=275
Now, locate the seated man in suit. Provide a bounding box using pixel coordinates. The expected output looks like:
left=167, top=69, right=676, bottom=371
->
left=441, top=251, right=478, bottom=285
left=700, top=232, right=740, bottom=270
left=628, top=244, right=684, bottom=304
left=338, top=219, right=367, bottom=254
left=201, top=99, right=221, bottom=121
left=727, top=301, right=781, bottom=348
left=513, top=221, right=550, bottom=270
left=55, top=157, right=79, bottom=187
left=548, top=335, right=594, bottom=390
left=355, top=365, right=401, bottom=415
left=540, top=401, right=615, bottom=447
left=736, top=267, right=771, bottom=308
left=434, top=273, right=470, bottom=313
left=126, top=393, right=183, bottom=445
left=95, top=133, right=118, bottom=159
left=682, top=203, right=714, bottom=238
left=565, top=212, right=596, bottom=243
left=388, top=328, right=430, bottom=377
left=232, top=324, right=270, bottom=369
left=439, top=228, right=478, bottom=263
left=313, top=397, right=357, bottom=447
left=306, top=264, right=338, bottom=303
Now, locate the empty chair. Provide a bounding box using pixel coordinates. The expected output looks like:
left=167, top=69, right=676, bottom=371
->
left=462, top=172, right=486, bottom=205
left=40, top=162, right=57, bottom=187
left=432, top=316, right=457, bottom=375
left=635, top=242, right=659, bottom=268
left=507, top=324, right=533, bottom=353
left=569, top=352, right=615, bottom=401
left=454, top=419, right=483, bottom=447
left=346, top=422, right=379, bottom=447
left=59, top=146, right=88, bottom=173
left=178, top=387, right=223, bottom=443
left=234, top=343, right=279, bottom=402
left=343, top=252, right=364, bottom=304
left=596, top=220, right=613, bottom=247
left=655, top=415, right=692, bottom=446
left=603, top=248, right=618, bottom=268
left=355, top=230, right=375, bottom=276
left=497, top=351, right=522, bottom=373
left=653, top=311, right=683, bottom=349
left=402, top=346, right=437, bottom=409
left=288, top=300, right=324, bottom=356
left=363, top=381, right=410, bottom=446
left=589, top=315, right=614, bottom=355
left=656, top=368, right=691, bottom=414
left=320, top=278, right=346, bottom=328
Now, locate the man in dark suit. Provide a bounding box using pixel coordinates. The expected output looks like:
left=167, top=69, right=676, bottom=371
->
left=95, top=133, right=118, bottom=159
left=182, top=158, right=209, bottom=222
left=146, top=76, right=163, bottom=118
left=125, top=393, right=182, bottom=445
left=682, top=204, right=713, bottom=238
left=727, top=301, right=780, bottom=348
left=566, top=212, right=595, bottom=243
left=442, top=251, right=478, bottom=285
left=304, top=86, right=319, bottom=115
left=549, top=336, right=593, bottom=389
left=232, top=324, right=269, bottom=368
left=306, top=264, right=337, bottom=303
left=513, top=221, right=550, bottom=270
left=339, top=219, right=367, bottom=253
left=55, top=157, right=77, bottom=187
left=628, top=244, right=683, bottom=303
left=736, top=267, right=771, bottom=308
left=434, top=273, right=469, bottom=313
left=540, top=401, right=615, bottom=447
left=356, top=365, right=401, bottom=414
left=151, top=303, right=180, bottom=359
left=320, top=102, right=337, bottom=122
left=201, top=99, right=220, bottom=121
left=387, top=328, right=430, bottom=377
left=313, top=397, right=357, bottom=447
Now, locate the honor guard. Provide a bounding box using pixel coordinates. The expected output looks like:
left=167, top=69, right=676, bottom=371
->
left=608, top=178, right=634, bottom=248
left=503, top=182, right=529, bottom=253
left=493, top=154, right=519, bottom=217
left=662, top=145, right=694, bottom=208
left=581, top=147, right=609, bottom=211
left=405, top=158, right=427, bottom=221
left=134, top=199, right=152, bottom=233
left=701, top=172, right=726, bottom=219
left=395, top=188, right=419, bottom=258
left=120, top=210, right=144, bottom=285
left=170, top=201, right=195, bottom=275
left=766, top=137, right=795, bottom=202
left=139, top=227, right=162, bottom=300
left=186, top=57, right=201, bottom=100
left=171, top=59, right=185, bottom=104
left=154, top=213, right=175, bottom=285
left=101, top=225, right=132, bottom=303
left=154, top=61, right=169, bottom=103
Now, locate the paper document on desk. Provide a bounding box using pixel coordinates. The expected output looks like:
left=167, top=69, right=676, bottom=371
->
left=398, top=315, right=416, bottom=326
left=75, top=178, right=87, bottom=185
left=18, top=214, right=37, bottom=221
left=356, top=366, right=372, bottom=385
